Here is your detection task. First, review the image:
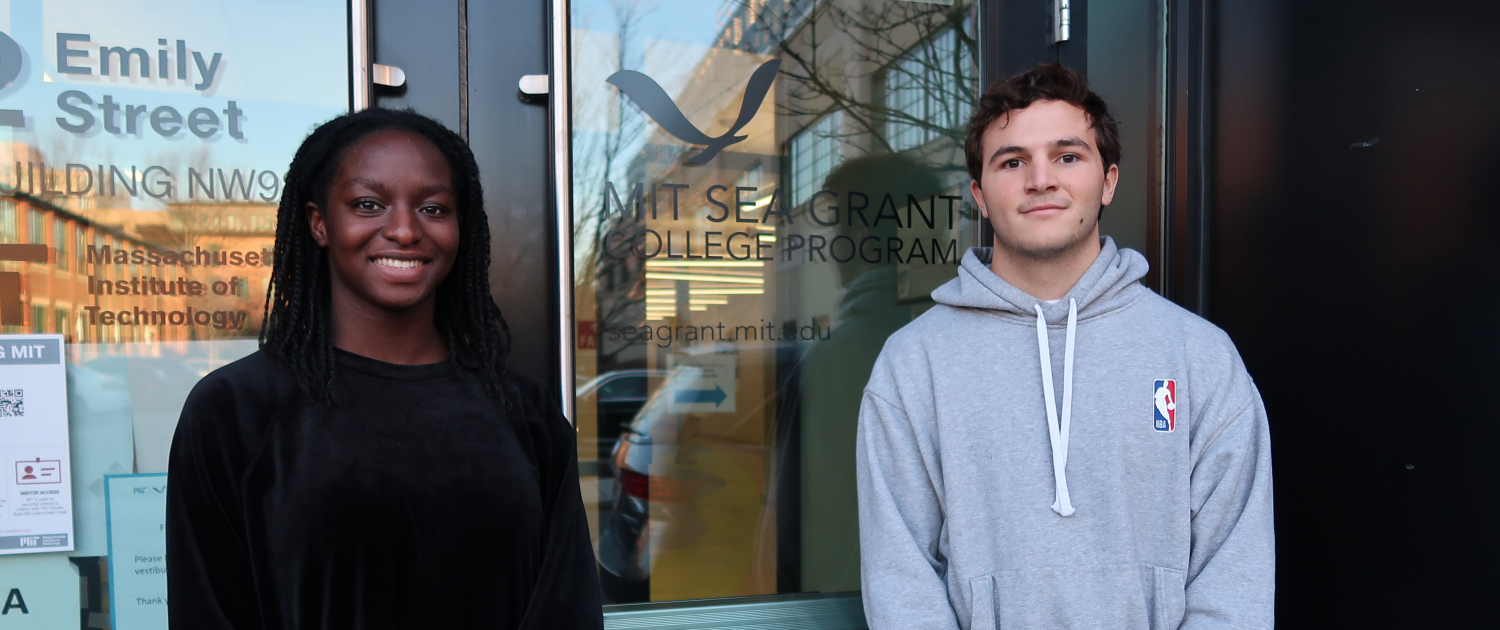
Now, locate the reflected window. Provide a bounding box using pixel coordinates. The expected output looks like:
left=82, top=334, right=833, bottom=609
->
left=54, top=219, right=67, bottom=271
left=0, top=201, right=15, bottom=242
left=885, top=28, right=977, bottom=152
left=76, top=229, right=87, bottom=273
left=29, top=210, right=44, bottom=244
left=788, top=111, right=845, bottom=207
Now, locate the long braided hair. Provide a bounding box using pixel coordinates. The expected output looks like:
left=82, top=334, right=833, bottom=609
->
left=260, top=108, right=512, bottom=404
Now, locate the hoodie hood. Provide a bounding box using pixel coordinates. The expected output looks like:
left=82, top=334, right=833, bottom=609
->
left=931, top=236, right=1151, bottom=326
left=929, top=237, right=1152, bottom=517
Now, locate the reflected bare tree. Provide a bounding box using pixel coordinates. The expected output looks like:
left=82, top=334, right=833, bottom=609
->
left=574, top=0, right=660, bottom=366
left=728, top=0, right=977, bottom=163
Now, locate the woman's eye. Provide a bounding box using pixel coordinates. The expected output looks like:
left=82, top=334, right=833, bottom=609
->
left=420, top=204, right=448, bottom=216
left=354, top=199, right=381, bottom=212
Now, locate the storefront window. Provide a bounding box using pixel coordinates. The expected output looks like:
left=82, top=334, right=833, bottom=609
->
left=0, top=1, right=350, bottom=625
left=570, top=0, right=979, bottom=609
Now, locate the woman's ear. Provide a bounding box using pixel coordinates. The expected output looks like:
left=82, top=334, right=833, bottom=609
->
left=306, top=202, right=330, bottom=247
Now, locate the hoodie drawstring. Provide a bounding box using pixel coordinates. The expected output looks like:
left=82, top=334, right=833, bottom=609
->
left=1034, top=299, right=1077, bottom=517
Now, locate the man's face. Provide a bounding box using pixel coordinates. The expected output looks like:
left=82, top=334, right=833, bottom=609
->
left=971, top=99, right=1118, bottom=260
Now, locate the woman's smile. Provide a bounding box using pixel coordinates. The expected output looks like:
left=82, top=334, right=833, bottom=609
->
left=369, top=253, right=434, bottom=284
left=372, top=256, right=428, bottom=269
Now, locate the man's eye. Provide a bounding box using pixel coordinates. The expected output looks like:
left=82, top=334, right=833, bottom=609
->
left=1002, top=158, right=1022, bottom=169
left=356, top=200, right=381, bottom=211
left=1059, top=154, right=1079, bottom=164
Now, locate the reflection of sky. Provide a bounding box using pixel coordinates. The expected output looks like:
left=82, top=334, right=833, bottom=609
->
left=570, top=1, right=730, bottom=272
left=572, top=0, right=728, bottom=180
left=0, top=0, right=348, bottom=210
left=571, top=0, right=725, bottom=48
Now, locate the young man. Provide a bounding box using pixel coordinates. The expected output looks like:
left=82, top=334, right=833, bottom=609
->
left=856, top=65, right=1274, bottom=629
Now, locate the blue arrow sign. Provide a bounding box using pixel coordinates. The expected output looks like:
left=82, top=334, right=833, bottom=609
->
left=674, top=385, right=727, bottom=407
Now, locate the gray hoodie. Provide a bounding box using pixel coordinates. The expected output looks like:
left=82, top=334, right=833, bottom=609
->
left=856, top=238, right=1273, bottom=630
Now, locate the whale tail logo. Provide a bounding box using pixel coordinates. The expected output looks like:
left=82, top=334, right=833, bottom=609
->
left=607, top=59, right=781, bottom=165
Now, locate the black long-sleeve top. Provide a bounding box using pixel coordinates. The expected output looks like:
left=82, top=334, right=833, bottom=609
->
left=165, top=349, right=602, bottom=629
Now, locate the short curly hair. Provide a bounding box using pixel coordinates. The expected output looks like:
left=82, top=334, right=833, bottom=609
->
left=964, top=64, right=1121, bottom=185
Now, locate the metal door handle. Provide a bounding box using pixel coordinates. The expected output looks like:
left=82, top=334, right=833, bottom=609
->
left=519, top=74, right=550, bottom=95
left=373, top=63, right=406, bottom=87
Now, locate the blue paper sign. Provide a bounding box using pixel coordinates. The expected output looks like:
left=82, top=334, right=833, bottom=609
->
left=105, top=473, right=169, bottom=630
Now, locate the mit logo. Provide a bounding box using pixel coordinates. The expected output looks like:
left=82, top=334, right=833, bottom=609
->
left=0, top=244, right=48, bottom=326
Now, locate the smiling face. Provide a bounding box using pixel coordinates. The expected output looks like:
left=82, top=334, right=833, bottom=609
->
left=971, top=99, right=1118, bottom=260
left=307, top=129, right=459, bottom=315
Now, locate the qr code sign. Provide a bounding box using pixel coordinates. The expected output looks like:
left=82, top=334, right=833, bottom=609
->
left=0, top=389, right=22, bottom=417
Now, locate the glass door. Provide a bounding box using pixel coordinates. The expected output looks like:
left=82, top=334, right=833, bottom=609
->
left=567, top=0, right=980, bottom=607
left=0, top=1, right=353, bottom=625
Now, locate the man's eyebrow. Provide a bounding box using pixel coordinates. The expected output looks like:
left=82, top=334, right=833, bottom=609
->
left=1052, top=136, right=1092, bottom=150
left=987, top=145, right=1026, bottom=165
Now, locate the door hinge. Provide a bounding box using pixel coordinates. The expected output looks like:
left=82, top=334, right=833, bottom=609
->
left=1055, top=0, right=1072, bottom=43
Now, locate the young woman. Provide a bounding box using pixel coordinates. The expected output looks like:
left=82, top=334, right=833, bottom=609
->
left=166, top=109, right=602, bottom=629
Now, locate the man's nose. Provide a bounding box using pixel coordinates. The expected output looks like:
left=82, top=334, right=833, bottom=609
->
left=382, top=206, right=423, bottom=245
left=1026, top=161, right=1061, bottom=194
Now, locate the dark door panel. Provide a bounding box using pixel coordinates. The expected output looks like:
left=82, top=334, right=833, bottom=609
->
left=1210, top=0, right=1500, bottom=624
left=467, top=0, right=556, bottom=388
left=373, top=0, right=557, bottom=388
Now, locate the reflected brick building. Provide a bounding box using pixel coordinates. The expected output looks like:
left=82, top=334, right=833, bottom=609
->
left=0, top=192, right=275, bottom=357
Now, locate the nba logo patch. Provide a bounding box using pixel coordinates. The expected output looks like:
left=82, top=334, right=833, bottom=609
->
left=1153, top=379, right=1177, bottom=432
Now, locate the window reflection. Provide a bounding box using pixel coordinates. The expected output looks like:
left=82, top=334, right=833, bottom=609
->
left=572, top=0, right=978, bottom=604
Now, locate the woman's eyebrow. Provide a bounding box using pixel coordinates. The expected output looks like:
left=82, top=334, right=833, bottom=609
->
left=413, top=183, right=455, bottom=197
left=344, top=178, right=453, bottom=197
left=346, top=177, right=388, bottom=192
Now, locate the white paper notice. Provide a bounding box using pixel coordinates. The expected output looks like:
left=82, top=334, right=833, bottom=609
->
left=106, top=473, right=169, bottom=630
left=0, top=335, right=75, bottom=555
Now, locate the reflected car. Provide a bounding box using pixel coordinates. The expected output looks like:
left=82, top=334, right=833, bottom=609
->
left=596, top=363, right=769, bottom=603
left=576, top=369, right=669, bottom=466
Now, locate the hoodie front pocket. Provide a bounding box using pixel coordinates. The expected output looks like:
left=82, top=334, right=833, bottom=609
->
left=982, top=563, right=1184, bottom=630
left=968, top=575, right=996, bottom=630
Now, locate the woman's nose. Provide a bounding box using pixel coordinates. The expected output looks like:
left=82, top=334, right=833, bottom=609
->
left=382, top=206, right=423, bottom=244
